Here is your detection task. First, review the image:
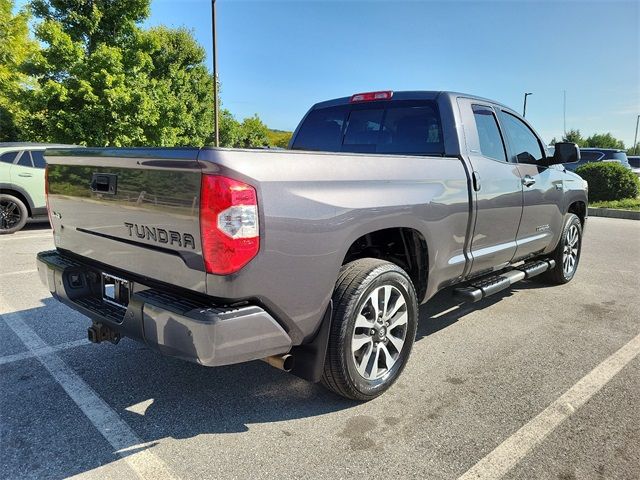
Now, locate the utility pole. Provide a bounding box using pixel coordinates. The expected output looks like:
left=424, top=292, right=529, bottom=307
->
left=211, top=0, right=219, bottom=147
left=523, top=92, right=533, bottom=117
left=634, top=114, right=639, bottom=155
left=563, top=90, right=567, bottom=136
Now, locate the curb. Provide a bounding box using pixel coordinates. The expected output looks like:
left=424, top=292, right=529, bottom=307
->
left=588, top=207, right=640, bottom=221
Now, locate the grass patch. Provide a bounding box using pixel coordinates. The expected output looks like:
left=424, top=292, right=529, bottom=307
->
left=590, top=197, right=640, bottom=211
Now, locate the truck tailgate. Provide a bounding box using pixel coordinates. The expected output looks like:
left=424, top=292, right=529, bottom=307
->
left=45, top=148, right=206, bottom=293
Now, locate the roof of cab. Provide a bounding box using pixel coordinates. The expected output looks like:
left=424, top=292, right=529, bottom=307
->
left=311, top=90, right=514, bottom=112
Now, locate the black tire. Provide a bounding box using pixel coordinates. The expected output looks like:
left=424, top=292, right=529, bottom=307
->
left=541, top=213, right=582, bottom=284
left=322, top=258, right=418, bottom=401
left=0, top=194, right=28, bottom=234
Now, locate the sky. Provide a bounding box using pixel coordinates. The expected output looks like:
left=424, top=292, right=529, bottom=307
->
left=17, top=0, right=640, bottom=145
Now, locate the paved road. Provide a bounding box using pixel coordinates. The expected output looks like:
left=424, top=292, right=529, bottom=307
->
left=1, top=217, right=638, bottom=480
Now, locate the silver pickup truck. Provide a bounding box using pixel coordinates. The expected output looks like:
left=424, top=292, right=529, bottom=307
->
left=37, top=91, right=587, bottom=400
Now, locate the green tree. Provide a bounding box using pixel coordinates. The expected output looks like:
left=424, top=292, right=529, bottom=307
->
left=217, top=108, right=242, bottom=147
left=23, top=0, right=214, bottom=147
left=31, top=0, right=149, bottom=52
left=628, top=143, right=639, bottom=156
left=0, top=0, right=38, bottom=141
left=238, top=114, right=270, bottom=148
left=267, top=129, right=293, bottom=148
left=562, top=129, right=585, bottom=146
left=583, top=132, right=625, bottom=150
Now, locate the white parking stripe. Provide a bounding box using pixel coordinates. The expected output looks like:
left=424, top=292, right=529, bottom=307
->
left=0, top=234, right=52, bottom=241
left=0, top=269, right=38, bottom=277
left=1, top=311, right=178, bottom=480
left=458, top=332, right=640, bottom=480
left=0, top=338, right=89, bottom=366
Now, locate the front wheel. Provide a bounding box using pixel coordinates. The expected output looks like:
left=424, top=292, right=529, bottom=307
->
left=542, top=213, right=583, bottom=284
left=322, top=258, right=418, bottom=401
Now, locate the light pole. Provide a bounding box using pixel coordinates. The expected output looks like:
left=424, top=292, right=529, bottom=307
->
left=523, top=92, right=533, bottom=118
left=634, top=114, right=639, bottom=155
left=211, top=0, right=219, bottom=147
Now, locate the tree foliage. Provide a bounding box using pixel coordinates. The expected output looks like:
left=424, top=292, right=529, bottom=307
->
left=21, top=0, right=219, bottom=146
left=2, top=0, right=285, bottom=148
left=583, top=132, right=625, bottom=150
left=0, top=0, right=38, bottom=141
left=560, top=129, right=626, bottom=150
left=562, top=129, right=585, bottom=146
left=267, top=129, right=293, bottom=148
left=575, top=162, right=639, bottom=201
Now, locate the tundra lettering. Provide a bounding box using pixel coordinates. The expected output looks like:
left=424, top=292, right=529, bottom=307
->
left=38, top=91, right=587, bottom=401
left=123, top=222, right=195, bottom=249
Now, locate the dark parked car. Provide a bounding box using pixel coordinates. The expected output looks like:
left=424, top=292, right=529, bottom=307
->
left=564, top=148, right=631, bottom=172
left=627, top=155, right=640, bottom=177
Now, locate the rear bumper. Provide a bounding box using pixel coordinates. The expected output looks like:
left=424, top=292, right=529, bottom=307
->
left=36, top=250, right=292, bottom=367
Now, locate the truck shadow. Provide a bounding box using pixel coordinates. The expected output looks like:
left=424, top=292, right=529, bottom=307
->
left=3, top=283, right=540, bottom=479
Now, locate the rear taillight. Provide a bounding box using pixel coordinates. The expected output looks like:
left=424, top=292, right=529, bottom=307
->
left=200, top=175, right=259, bottom=275
left=350, top=91, right=393, bottom=103
left=45, top=166, right=54, bottom=234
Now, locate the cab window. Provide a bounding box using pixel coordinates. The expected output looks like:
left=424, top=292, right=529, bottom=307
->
left=0, top=151, right=19, bottom=164
left=29, top=150, right=46, bottom=169
left=498, top=111, right=545, bottom=162
left=472, top=105, right=507, bottom=162
left=17, top=152, right=34, bottom=167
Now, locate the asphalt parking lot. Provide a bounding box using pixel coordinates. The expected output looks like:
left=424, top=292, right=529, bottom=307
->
left=1, top=217, right=639, bottom=480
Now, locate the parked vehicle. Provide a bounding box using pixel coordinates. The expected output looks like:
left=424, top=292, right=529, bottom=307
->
left=0, top=142, right=76, bottom=234
left=627, top=155, right=640, bottom=177
left=564, top=147, right=632, bottom=172
left=37, top=91, right=588, bottom=400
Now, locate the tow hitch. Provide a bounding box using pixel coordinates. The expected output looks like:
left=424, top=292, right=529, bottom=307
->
left=87, top=322, right=121, bottom=344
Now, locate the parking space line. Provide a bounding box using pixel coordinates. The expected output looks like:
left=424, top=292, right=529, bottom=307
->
left=0, top=338, right=89, bottom=366
left=0, top=269, right=38, bottom=277
left=458, top=332, right=640, bottom=480
left=1, top=311, right=178, bottom=480
left=0, top=234, right=52, bottom=241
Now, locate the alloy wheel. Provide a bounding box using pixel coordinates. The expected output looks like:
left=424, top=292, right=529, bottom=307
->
left=562, top=224, right=580, bottom=277
left=351, top=285, right=408, bottom=380
left=0, top=199, right=22, bottom=231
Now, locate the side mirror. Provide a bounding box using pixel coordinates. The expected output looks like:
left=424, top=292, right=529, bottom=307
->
left=548, top=142, right=580, bottom=166
left=516, top=151, right=538, bottom=164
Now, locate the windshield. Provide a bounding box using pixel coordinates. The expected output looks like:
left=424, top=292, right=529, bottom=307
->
left=608, top=151, right=630, bottom=166
left=292, top=100, right=444, bottom=155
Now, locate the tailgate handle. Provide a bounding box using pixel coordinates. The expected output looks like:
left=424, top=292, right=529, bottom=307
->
left=90, top=173, right=117, bottom=195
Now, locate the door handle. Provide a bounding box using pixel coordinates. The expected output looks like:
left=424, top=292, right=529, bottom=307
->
left=18, top=173, right=33, bottom=178
left=521, top=175, right=536, bottom=187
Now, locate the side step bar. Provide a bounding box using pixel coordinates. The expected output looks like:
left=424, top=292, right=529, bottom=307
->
left=453, top=259, right=556, bottom=303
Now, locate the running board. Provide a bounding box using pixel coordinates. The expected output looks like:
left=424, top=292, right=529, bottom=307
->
left=453, top=259, right=556, bottom=303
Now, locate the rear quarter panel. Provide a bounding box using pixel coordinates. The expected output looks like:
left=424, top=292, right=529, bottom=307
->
left=199, top=148, right=470, bottom=343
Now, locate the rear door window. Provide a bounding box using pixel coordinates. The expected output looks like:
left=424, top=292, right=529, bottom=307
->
left=292, top=100, right=444, bottom=155
left=472, top=105, right=507, bottom=162
left=29, top=150, right=46, bottom=169
left=17, top=152, right=34, bottom=167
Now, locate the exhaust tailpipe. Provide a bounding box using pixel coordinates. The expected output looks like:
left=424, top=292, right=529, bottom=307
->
left=262, top=354, right=294, bottom=372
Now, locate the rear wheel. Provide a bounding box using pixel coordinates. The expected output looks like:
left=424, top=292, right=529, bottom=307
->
left=541, top=213, right=582, bottom=284
left=322, top=258, right=418, bottom=401
left=0, top=194, right=28, bottom=234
